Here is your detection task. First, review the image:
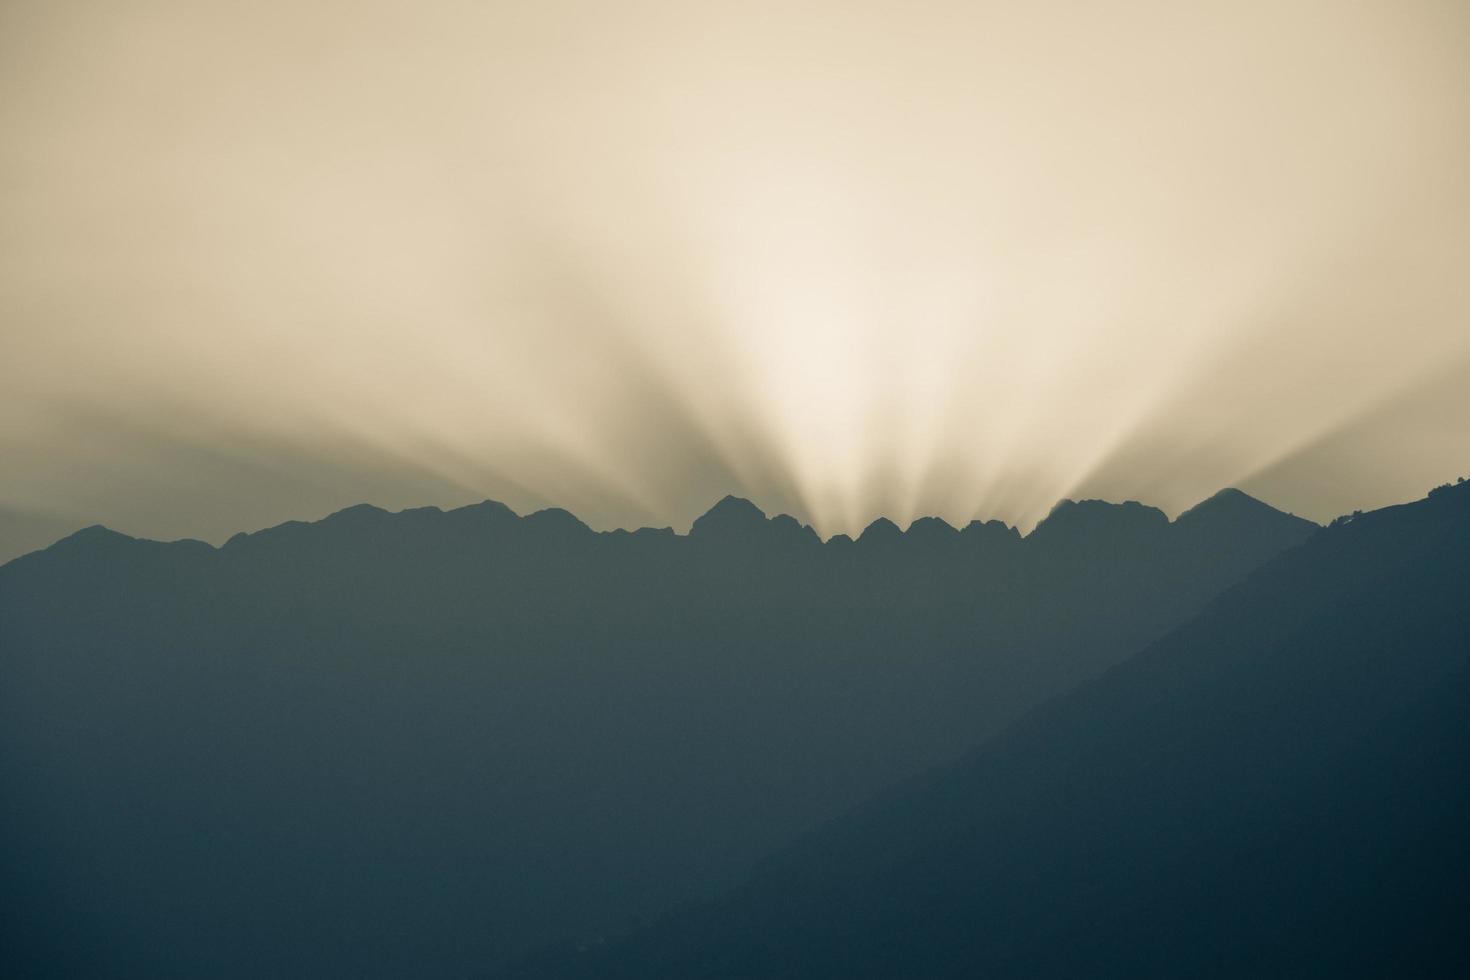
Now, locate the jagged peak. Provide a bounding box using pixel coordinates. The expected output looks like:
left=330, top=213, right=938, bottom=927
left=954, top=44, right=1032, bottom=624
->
left=857, top=516, right=904, bottom=546
left=905, top=516, right=960, bottom=545
left=523, top=507, right=593, bottom=535
left=705, top=494, right=766, bottom=519
left=445, top=499, right=522, bottom=533
left=1204, top=486, right=1254, bottom=504
left=960, top=518, right=1022, bottom=545
left=1179, top=487, right=1265, bottom=517
left=1175, top=487, right=1317, bottom=530
left=1027, top=498, right=1169, bottom=545
left=961, top=517, right=1020, bottom=534
left=450, top=498, right=519, bottom=518
left=770, top=513, right=822, bottom=545
left=689, top=496, right=768, bottom=538
left=1035, top=496, right=1167, bottom=524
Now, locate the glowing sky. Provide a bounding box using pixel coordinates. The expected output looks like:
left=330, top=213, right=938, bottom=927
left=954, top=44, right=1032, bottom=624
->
left=2, top=0, right=1468, bottom=558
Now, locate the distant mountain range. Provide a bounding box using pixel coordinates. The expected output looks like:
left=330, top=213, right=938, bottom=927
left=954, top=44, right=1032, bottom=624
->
left=502, top=479, right=1470, bottom=979
left=1, top=487, right=1326, bottom=977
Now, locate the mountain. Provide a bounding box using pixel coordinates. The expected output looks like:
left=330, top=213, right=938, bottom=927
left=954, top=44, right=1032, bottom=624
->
left=506, top=480, right=1470, bottom=979
left=0, top=489, right=1315, bottom=978
left=0, top=504, right=85, bottom=566
left=1173, top=486, right=1324, bottom=565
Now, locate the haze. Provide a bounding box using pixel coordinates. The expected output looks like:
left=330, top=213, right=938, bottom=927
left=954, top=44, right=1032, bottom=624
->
left=3, top=0, right=1468, bottom=560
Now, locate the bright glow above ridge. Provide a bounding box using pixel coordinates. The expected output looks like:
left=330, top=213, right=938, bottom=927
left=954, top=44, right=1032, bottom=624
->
left=2, top=0, right=1468, bottom=550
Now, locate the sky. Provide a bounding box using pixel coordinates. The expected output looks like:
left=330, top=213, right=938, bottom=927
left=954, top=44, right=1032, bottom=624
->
left=2, top=0, right=1468, bottom=560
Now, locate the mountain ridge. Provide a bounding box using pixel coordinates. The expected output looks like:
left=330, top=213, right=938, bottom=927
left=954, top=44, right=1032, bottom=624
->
left=9, top=487, right=1316, bottom=569
left=0, top=480, right=1331, bottom=977
left=497, top=479, right=1470, bottom=979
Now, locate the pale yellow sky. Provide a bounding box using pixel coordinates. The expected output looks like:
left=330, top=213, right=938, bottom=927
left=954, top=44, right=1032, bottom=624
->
left=2, top=0, right=1468, bottom=557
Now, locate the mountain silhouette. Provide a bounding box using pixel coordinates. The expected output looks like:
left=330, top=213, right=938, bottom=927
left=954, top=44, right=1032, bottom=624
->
left=903, top=515, right=960, bottom=548
left=0, top=489, right=1316, bottom=978
left=1027, top=496, right=1170, bottom=554
left=688, top=493, right=769, bottom=539
left=503, top=480, right=1470, bottom=979
left=0, top=505, right=86, bottom=566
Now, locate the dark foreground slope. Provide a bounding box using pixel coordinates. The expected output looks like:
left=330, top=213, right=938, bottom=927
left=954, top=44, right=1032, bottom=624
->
left=507, top=481, right=1470, bottom=979
left=0, top=491, right=1312, bottom=977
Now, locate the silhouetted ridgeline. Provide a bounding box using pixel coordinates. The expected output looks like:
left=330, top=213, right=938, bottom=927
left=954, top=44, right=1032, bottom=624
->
left=0, top=489, right=1315, bottom=977
left=502, top=479, right=1470, bottom=979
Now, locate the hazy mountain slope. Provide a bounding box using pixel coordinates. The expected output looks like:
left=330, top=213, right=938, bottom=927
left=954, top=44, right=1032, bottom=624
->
left=0, top=490, right=1314, bottom=977
left=0, top=504, right=84, bottom=567
left=509, top=481, right=1469, bottom=979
